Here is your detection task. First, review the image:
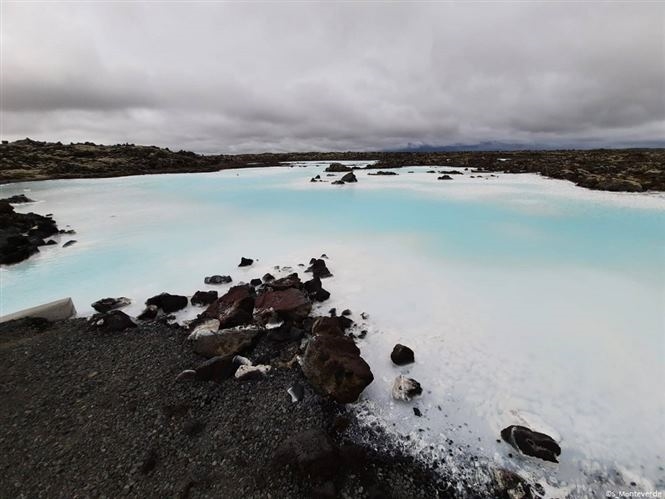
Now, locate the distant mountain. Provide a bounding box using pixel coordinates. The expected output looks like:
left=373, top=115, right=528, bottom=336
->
left=388, top=140, right=665, bottom=152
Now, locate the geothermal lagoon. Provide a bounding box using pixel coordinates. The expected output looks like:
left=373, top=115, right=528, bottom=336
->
left=1, top=163, right=664, bottom=496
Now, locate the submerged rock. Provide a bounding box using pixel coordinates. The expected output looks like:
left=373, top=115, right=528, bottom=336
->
left=238, top=257, right=254, bottom=267
left=392, top=376, right=422, bottom=401
left=437, top=175, right=453, bottom=180
left=204, top=275, right=232, bottom=285
left=62, top=239, right=77, bottom=247
left=390, top=344, right=415, bottom=365
left=500, top=425, right=561, bottom=463
left=145, top=293, right=188, bottom=314
left=91, top=297, right=131, bottom=314
left=367, top=171, right=398, bottom=176
left=302, top=334, right=373, bottom=403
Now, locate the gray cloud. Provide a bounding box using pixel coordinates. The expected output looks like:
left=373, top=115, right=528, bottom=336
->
left=1, top=2, right=663, bottom=152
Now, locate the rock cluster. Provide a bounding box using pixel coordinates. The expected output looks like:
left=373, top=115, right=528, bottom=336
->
left=0, top=200, right=61, bottom=264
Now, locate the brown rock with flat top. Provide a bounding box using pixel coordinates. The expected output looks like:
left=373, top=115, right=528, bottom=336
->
left=254, top=288, right=311, bottom=325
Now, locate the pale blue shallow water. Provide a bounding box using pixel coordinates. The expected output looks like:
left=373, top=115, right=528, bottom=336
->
left=1, top=164, right=664, bottom=495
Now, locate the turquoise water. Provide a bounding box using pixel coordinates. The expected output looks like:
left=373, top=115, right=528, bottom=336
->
left=1, top=164, right=664, bottom=495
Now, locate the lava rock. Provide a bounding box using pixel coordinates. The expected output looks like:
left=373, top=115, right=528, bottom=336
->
left=91, top=297, right=131, bottom=313
left=90, top=310, right=137, bottom=332
left=267, top=273, right=302, bottom=290
left=392, top=375, right=422, bottom=401
left=390, top=344, right=415, bottom=365
left=305, top=258, right=332, bottom=279
left=367, top=171, right=398, bottom=176
left=238, top=257, right=254, bottom=267
left=250, top=278, right=262, bottom=287
left=311, top=316, right=344, bottom=337
left=137, top=305, right=159, bottom=320
left=203, top=284, right=255, bottom=328
left=302, top=334, right=373, bottom=403
left=204, top=275, right=232, bottom=285
left=2, top=194, right=34, bottom=203
left=303, top=276, right=330, bottom=302
left=437, top=175, right=453, bottom=180
left=262, top=273, right=275, bottom=282
left=193, top=355, right=238, bottom=383
left=190, top=290, right=218, bottom=307
left=145, top=293, right=188, bottom=314
left=254, top=288, right=312, bottom=325
left=500, top=425, right=561, bottom=463
left=192, top=326, right=262, bottom=359
left=324, top=163, right=351, bottom=172
left=341, top=172, right=357, bottom=183
left=62, top=240, right=77, bottom=247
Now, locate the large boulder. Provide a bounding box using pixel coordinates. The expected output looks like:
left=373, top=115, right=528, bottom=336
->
left=390, top=344, right=415, bottom=365
left=254, top=288, right=312, bottom=325
left=91, top=297, right=131, bottom=313
left=500, top=425, right=561, bottom=463
left=324, top=163, right=351, bottom=173
left=302, top=335, right=373, bottom=403
left=192, top=326, right=262, bottom=359
left=203, top=284, right=255, bottom=328
left=273, top=429, right=339, bottom=479
left=145, top=293, right=188, bottom=314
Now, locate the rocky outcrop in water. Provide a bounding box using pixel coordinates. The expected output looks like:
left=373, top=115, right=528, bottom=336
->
left=391, top=344, right=415, bottom=365
left=145, top=293, right=188, bottom=314
left=324, top=163, right=352, bottom=172
left=0, top=200, right=60, bottom=264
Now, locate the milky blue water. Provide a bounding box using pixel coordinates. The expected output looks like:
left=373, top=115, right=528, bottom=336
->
left=1, top=164, right=664, bottom=496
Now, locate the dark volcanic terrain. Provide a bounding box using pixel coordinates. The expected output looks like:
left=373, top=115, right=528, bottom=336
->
left=1, top=138, right=663, bottom=192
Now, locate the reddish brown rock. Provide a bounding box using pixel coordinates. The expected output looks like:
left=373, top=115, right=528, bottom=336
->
left=203, top=284, right=255, bottom=328
left=302, top=335, right=373, bottom=403
left=254, top=288, right=311, bottom=325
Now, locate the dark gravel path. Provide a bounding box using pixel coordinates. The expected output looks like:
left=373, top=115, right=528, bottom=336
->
left=0, top=317, right=452, bottom=499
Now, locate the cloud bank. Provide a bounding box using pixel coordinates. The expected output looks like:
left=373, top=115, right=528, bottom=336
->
left=2, top=2, right=664, bottom=152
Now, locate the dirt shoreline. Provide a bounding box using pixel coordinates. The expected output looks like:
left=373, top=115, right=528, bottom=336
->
left=1, top=138, right=663, bottom=192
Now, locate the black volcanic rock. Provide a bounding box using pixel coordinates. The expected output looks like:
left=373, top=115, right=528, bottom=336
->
left=500, top=425, right=561, bottom=463
left=324, top=163, right=351, bottom=172
left=390, top=344, right=415, bottom=365
left=239, top=257, right=254, bottom=267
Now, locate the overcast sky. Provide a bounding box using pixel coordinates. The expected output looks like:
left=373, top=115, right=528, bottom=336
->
left=1, top=2, right=664, bottom=153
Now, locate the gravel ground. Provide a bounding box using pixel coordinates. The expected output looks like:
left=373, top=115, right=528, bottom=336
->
left=0, top=317, right=454, bottom=499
